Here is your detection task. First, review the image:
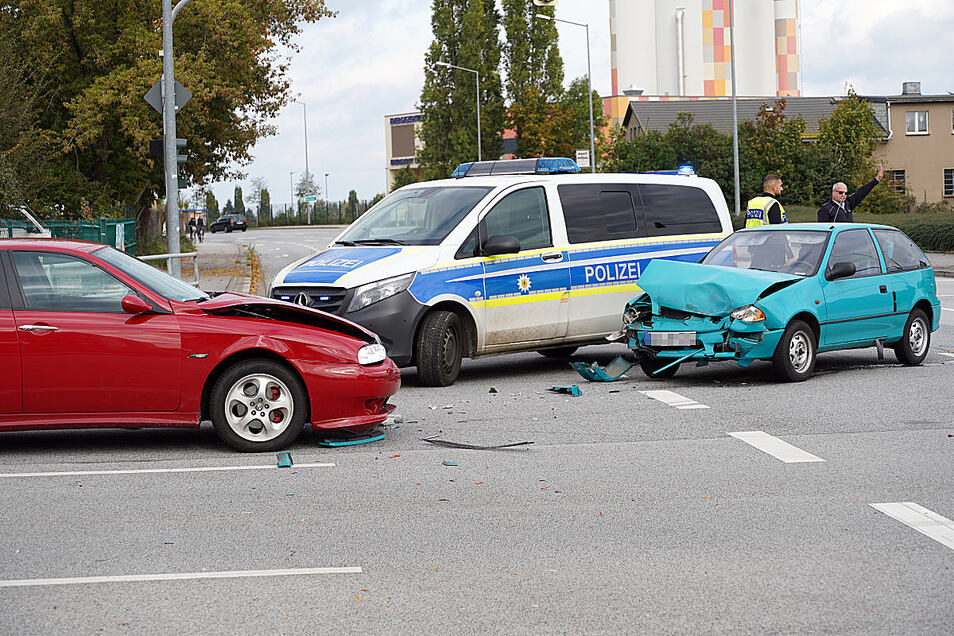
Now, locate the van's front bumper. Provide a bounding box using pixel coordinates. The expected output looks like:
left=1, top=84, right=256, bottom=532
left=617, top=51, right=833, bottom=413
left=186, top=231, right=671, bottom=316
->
left=341, top=290, right=428, bottom=367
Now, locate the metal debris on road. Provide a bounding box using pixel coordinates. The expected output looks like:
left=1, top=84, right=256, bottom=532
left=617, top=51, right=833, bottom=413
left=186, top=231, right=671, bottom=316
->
left=570, top=356, right=635, bottom=382
left=422, top=437, right=534, bottom=451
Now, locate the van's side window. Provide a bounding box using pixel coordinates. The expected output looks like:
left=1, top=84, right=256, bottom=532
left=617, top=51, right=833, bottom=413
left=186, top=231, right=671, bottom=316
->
left=637, top=184, right=722, bottom=236
left=558, top=184, right=641, bottom=243
left=481, top=187, right=551, bottom=251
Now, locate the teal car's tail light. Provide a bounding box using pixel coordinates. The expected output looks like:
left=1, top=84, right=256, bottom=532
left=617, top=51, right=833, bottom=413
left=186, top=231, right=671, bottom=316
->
left=358, top=343, right=387, bottom=365
left=730, top=305, right=766, bottom=322
left=347, top=273, right=415, bottom=312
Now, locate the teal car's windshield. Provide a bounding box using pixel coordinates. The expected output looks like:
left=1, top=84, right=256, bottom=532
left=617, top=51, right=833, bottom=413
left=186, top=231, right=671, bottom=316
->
left=94, top=246, right=210, bottom=302
left=702, top=229, right=829, bottom=276
left=336, top=186, right=493, bottom=246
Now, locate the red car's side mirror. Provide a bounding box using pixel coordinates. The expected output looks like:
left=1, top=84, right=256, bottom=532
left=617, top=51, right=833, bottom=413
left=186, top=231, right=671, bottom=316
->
left=121, top=294, right=152, bottom=315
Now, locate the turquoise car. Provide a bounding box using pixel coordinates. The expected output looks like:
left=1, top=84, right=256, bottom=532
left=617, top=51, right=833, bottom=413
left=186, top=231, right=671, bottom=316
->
left=624, top=223, right=941, bottom=381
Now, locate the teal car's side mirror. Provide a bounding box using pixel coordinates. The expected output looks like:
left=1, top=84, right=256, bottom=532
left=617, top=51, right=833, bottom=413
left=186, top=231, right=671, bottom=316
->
left=826, top=261, right=856, bottom=281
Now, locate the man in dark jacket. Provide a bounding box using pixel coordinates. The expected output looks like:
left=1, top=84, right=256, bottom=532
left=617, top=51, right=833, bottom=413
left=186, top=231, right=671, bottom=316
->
left=817, top=164, right=884, bottom=223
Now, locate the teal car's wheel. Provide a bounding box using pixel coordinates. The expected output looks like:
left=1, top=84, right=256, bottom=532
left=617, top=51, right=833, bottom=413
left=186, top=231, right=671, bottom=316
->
left=893, top=308, right=930, bottom=365
left=639, top=356, right=679, bottom=379
left=773, top=319, right=816, bottom=382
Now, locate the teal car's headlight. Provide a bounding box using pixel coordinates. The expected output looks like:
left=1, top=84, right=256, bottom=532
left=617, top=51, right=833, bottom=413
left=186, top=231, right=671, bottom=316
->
left=357, top=343, right=387, bottom=365
left=347, top=273, right=414, bottom=312
left=622, top=306, right=640, bottom=325
left=730, top=305, right=766, bottom=322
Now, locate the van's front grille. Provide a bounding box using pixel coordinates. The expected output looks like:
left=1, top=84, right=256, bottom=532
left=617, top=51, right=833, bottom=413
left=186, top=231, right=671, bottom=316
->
left=272, top=286, right=349, bottom=315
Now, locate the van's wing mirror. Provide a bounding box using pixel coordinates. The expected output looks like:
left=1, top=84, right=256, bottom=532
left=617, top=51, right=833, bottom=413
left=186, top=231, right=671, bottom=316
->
left=825, top=261, right=856, bottom=280
left=482, top=235, right=520, bottom=256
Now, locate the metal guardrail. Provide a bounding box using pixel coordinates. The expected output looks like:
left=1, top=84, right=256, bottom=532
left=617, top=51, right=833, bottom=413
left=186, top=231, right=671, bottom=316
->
left=140, top=252, right=200, bottom=286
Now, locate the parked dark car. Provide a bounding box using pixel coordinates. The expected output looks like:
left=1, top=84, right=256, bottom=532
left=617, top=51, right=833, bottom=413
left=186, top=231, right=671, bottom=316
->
left=0, top=239, right=401, bottom=451
left=209, top=214, right=248, bottom=233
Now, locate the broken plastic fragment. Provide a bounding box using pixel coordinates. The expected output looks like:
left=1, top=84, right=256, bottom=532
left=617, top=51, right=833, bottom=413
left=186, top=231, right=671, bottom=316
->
left=442, top=460, right=458, bottom=466
left=317, top=432, right=386, bottom=447
left=423, top=437, right=533, bottom=450
left=276, top=452, right=293, bottom=468
left=569, top=356, right=635, bottom=382
left=549, top=385, right=582, bottom=397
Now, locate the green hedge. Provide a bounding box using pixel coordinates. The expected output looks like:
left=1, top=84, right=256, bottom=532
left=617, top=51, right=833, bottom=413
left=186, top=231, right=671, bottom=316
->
left=730, top=205, right=954, bottom=252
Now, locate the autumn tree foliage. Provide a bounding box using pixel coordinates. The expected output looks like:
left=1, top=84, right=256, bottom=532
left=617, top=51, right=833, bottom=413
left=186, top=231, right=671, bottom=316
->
left=0, top=0, right=333, bottom=236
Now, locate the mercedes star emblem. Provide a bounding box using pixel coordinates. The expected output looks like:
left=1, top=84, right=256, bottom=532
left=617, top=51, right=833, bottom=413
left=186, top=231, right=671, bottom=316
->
left=294, top=292, right=311, bottom=307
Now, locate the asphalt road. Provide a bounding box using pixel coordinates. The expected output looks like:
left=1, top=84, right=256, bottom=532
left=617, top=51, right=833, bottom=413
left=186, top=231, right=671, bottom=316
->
left=1, top=227, right=952, bottom=634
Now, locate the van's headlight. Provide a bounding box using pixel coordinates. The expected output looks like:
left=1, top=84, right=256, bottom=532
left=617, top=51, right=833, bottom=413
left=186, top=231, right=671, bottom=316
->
left=358, top=343, right=387, bottom=365
left=730, top=305, right=766, bottom=322
left=347, top=273, right=414, bottom=312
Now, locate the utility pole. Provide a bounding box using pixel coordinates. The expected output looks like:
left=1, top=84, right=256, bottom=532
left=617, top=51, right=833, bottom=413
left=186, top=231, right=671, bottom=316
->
left=161, top=0, right=195, bottom=278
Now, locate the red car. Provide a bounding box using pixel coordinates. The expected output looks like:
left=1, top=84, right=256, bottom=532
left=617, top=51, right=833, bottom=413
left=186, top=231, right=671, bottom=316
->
left=0, top=239, right=400, bottom=451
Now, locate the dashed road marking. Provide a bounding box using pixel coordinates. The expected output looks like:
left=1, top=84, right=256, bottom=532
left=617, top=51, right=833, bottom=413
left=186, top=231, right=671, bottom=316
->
left=640, top=390, right=709, bottom=409
left=870, top=502, right=954, bottom=551
left=727, top=431, right=824, bottom=463
left=940, top=353, right=954, bottom=359
left=0, top=463, right=335, bottom=478
left=0, top=566, right=362, bottom=588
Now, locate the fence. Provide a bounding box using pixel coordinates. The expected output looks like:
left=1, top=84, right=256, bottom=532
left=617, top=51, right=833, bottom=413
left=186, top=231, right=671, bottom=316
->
left=45, top=218, right=137, bottom=255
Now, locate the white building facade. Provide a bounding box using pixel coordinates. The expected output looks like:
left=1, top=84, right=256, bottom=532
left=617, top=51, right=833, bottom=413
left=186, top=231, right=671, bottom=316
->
left=609, top=0, right=800, bottom=98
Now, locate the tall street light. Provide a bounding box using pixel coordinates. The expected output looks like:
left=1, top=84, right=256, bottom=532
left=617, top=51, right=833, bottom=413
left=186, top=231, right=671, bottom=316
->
left=293, top=100, right=311, bottom=223
left=161, top=0, right=197, bottom=278
left=289, top=171, right=295, bottom=223
left=535, top=14, right=595, bottom=173
left=729, top=0, right=742, bottom=217
left=435, top=61, right=481, bottom=161
left=324, top=173, right=330, bottom=222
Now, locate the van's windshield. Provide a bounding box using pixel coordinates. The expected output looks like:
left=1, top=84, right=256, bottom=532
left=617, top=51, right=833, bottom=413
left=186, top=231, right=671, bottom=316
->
left=335, top=186, right=493, bottom=246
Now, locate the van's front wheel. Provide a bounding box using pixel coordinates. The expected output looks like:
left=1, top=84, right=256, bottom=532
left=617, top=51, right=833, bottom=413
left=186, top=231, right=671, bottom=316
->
left=416, top=310, right=462, bottom=386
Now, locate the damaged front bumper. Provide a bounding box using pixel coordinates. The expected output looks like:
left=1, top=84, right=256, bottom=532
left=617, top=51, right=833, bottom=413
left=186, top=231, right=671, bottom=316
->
left=627, top=314, right=783, bottom=368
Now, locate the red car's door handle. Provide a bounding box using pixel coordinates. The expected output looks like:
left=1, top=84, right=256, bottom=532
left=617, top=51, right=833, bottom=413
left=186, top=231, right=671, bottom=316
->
left=18, top=324, right=59, bottom=332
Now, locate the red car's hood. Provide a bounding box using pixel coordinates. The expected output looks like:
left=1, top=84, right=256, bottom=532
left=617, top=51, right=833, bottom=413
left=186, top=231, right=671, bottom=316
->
left=195, top=293, right=378, bottom=343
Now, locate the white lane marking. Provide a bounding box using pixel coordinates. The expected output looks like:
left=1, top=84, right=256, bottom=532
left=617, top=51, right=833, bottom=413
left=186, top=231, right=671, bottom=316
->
left=870, top=502, right=954, bottom=551
left=940, top=353, right=954, bottom=359
left=0, top=463, right=334, bottom=478
left=727, top=431, right=824, bottom=463
left=640, top=390, right=709, bottom=409
left=941, top=307, right=954, bottom=312
left=0, top=567, right=362, bottom=588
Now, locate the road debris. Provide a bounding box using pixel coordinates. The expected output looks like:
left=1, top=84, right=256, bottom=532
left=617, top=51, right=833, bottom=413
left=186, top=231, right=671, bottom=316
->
left=549, top=385, right=582, bottom=397
left=570, top=355, right=635, bottom=382
left=277, top=452, right=293, bottom=468
left=442, top=460, right=458, bottom=466
left=317, top=432, right=387, bottom=447
left=422, top=437, right=533, bottom=451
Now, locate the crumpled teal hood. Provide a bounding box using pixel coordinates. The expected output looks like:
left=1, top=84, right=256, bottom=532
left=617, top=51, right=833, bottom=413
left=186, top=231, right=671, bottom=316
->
left=639, top=259, right=803, bottom=316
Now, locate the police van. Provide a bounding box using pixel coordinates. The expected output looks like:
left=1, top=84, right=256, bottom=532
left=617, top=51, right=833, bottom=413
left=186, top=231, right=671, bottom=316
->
left=270, top=158, right=732, bottom=385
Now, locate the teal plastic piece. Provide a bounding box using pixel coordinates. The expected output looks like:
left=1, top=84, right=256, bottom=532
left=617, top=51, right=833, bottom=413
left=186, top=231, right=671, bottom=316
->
left=277, top=452, right=293, bottom=468
left=549, top=385, right=582, bottom=397
left=317, top=432, right=387, bottom=447
left=442, top=460, right=458, bottom=466
left=570, top=356, right=635, bottom=382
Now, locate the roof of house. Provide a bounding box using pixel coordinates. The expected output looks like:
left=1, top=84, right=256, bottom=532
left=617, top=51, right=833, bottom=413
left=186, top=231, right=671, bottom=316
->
left=622, top=96, right=890, bottom=138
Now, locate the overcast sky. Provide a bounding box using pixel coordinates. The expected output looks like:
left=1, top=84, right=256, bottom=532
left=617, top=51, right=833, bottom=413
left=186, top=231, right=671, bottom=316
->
left=198, top=0, right=954, bottom=211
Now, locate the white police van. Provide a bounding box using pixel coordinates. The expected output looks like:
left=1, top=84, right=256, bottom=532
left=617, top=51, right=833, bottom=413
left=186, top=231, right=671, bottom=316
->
left=271, top=158, right=732, bottom=385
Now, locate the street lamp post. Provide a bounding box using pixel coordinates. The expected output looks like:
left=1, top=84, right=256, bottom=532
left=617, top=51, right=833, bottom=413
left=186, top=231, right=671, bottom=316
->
left=161, top=0, right=197, bottom=278
left=289, top=171, right=295, bottom=225
left=293, top=100, right=311, bottom=223
left=435, top=61, right=481, bottom=161
left=535, top=14, right=596, bottom=173
left=324, top=173, right=330, bottom=222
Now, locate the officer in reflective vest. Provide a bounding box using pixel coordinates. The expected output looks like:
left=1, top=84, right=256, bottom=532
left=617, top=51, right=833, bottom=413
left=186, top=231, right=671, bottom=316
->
left=745, top=174, right=787, bottom=228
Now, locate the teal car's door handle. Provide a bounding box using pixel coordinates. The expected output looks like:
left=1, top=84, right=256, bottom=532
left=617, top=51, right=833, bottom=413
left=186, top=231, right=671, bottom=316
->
left=879, top=285, right=887, bottom=293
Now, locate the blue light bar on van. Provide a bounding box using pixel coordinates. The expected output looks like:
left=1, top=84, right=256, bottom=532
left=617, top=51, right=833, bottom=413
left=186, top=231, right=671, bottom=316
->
left=643, top=165, right=696, bottom=176
left=452, top=157, right=582, bottom=178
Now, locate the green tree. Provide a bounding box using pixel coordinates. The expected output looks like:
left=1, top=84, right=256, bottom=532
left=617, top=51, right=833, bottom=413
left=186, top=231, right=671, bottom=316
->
left=259, top=188, right=271, bottom=225
left=561, top=76, right=607, bottom=166
left=204, top=191, right=219, bottom=216
left=0, top=0, right=333, bottom=239
left=603, top=128, right=678, bottom=174
left=233, top=186, right=245, bottom=216
left=418, top=0, right=505, bottom=180
left=501, top=0, right=563, bottom=157
left=392, top=165, right=421, bottom=190
left=346, top=189, right=359, bottom=222
left=223, top=198, right=234, bottom=214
